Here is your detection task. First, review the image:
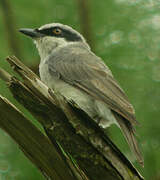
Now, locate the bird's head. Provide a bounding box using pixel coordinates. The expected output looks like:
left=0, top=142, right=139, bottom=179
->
left=19, top=23, right=88, bottom=60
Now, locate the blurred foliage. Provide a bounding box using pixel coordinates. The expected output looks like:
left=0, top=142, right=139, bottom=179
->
left=0, top=0, right=160, bottom=179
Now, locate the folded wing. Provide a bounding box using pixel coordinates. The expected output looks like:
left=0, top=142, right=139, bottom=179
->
left=47, top=45, right=143, bottom=165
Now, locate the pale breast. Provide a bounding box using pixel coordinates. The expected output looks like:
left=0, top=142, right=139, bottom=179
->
left=39, top=60, right=117, bottom=128
left=39, top=60, right=97, bottom=118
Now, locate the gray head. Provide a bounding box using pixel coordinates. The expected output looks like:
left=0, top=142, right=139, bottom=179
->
left=19, top=23, right=89, bottom=60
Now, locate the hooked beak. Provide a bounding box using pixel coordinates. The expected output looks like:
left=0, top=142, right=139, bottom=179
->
left=19, top=28, right=43, bottom=38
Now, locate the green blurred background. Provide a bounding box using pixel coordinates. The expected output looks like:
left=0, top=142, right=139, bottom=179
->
left=0, top=0, right=160, bottom=179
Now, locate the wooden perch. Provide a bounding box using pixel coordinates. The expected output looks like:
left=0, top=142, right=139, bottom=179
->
left=0, top=56, right=144, bottom=180
left=0, top=95, right=76, bottom=180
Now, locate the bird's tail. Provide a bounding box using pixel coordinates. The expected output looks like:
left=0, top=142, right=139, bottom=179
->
left=113, top=113, right=144, bottom=166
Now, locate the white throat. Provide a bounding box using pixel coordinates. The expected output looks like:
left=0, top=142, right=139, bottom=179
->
left=34, top=36, right=68, bottom=62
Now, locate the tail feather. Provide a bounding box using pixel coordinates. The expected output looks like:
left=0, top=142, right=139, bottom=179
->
left=113, top=112, right=144, bottom=166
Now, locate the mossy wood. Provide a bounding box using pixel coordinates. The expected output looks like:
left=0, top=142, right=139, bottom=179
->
left=0, top=56, right=144, bottom=180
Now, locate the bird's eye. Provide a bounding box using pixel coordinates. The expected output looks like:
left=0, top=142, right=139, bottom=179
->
left=53, top=28, right=62, bottom=35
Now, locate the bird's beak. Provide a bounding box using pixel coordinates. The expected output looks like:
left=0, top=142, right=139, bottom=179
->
left=19, top=28, right=43, bottom=38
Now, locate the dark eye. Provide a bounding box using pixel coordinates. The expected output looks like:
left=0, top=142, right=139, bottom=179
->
left=53, top=28, right=62, bottom=35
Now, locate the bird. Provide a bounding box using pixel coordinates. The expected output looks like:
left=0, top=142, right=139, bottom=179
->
left=19, top=23, right=143, bottom=166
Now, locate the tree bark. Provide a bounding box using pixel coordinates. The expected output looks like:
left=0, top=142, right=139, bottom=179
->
left=0, top=56, right=144, bottom=180
left=0, top=95, right=77, bottom=180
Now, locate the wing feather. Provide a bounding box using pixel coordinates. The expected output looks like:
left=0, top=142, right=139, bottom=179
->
left=48, top=45, right=137, bottom=125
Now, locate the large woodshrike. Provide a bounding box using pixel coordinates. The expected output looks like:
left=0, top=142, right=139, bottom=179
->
left=19, top=23, right=143, bottom=165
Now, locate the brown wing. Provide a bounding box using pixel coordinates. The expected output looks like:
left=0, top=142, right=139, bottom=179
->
left=47, top=45, right=143, bottom=165
left=48, top=46, right=137, bottom=126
